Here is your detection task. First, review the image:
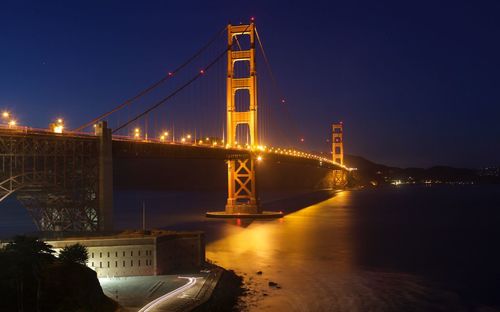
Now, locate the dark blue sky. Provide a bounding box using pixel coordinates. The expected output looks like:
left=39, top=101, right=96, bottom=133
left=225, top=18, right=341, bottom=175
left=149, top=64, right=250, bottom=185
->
left=1, top=0, right=499, bottom=168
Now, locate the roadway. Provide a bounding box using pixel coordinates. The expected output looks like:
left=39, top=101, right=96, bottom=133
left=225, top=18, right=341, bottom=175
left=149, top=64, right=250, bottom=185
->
left=99, top=269, right=221, bottom=312
left=0, top=125, right=348, bottom=171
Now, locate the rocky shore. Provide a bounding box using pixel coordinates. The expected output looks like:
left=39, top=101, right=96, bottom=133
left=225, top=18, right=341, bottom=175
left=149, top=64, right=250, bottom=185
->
left=192, top=265, right=246, bottom=312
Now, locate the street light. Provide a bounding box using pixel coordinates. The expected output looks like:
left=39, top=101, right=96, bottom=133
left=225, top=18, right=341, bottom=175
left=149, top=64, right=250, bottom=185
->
left=52, top=118, right=64, bottom=133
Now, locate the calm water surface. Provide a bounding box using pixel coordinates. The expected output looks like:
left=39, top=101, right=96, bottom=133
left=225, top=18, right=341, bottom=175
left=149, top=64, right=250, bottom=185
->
left=1, top=185, right=499, bottom=311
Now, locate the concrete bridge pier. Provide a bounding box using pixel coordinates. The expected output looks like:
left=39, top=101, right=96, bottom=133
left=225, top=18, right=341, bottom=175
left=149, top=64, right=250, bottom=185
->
left=96, top=121, right=113, bottom=231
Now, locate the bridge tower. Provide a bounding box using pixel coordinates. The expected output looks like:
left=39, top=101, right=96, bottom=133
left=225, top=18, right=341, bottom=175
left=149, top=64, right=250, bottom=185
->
left=225, top=22, right=260, bottom=214
left=332, top=122, right=347, bottom=186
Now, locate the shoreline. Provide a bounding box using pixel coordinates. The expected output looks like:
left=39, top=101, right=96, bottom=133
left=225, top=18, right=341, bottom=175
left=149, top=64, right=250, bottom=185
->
left=191, top=264, right=246, bottom=312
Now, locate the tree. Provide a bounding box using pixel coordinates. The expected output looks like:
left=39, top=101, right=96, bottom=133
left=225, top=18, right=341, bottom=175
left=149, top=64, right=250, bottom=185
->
left=4, top=235, right=55, bottom=312
left=58, top=243, right=88, bottom=265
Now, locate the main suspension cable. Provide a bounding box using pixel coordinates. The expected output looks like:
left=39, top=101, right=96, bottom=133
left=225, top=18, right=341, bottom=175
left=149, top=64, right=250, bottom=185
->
left=74, top=25, right=228, bottom=132
left=113, top=48, right=229, bottom=134
left=255, top=27, right=303, bottom=146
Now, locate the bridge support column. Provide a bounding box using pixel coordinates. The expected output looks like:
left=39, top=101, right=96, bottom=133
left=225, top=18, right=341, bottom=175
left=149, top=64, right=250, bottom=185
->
left=96, top=121, right=113, bottom=231
left=332, top=122, right=347, bottom=187
left=206, top=21, right=281, bottom=219
left=225, top=158, right=260, bottom=214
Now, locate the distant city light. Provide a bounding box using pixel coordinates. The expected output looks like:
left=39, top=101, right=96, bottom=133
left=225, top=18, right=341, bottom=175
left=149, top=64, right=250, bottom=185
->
left=2, top=111, right=9, bottom=118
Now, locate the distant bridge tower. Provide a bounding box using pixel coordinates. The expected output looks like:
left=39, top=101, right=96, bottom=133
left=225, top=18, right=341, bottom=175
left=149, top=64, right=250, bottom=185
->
left=225, top=22, right=260, bottom=214
left=332, top=122, right=347, bottom=186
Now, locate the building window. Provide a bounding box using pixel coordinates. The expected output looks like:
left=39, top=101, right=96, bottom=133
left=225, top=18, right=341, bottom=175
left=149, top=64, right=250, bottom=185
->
left=138, top=251, right=141, bottom=256
left=123, top=251, right=125, bottom=257
left=123, top=261, right=125, bottom=267
left=115, top=261, right=118, bottom=268
left=99, top=262, right=102, bottom=268
left=100, top=252, right=102, bottom=258
left=131, top=260, right=133, bottom=267
left=138, top=260, right=141, bottom=266
left=91, top=252, right=94, bottom=258
left=107, top=252, right=110, bottom=257
left=107, top=261, right=110, bottom=268
left=91, top=262, right=94, bottom=267
left=131, top=251, right=133, bottom=256
left=115, top=252, right=118, bottom=257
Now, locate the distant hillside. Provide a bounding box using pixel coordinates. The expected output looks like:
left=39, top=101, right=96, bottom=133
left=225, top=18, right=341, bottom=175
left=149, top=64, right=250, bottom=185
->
left=344, top=155, right=498, bottom=186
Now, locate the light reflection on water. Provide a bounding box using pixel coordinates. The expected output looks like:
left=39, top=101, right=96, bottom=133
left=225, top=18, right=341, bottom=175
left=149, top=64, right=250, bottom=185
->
left=2, top=186, right=499, bottom=310
left=207, top=191, right=468, bottom=312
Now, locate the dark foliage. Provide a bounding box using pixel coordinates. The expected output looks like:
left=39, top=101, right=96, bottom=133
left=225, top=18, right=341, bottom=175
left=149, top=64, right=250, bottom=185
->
left=0, top=236, right=117, bottom=312
left=58, top=243, right=89, bottom=265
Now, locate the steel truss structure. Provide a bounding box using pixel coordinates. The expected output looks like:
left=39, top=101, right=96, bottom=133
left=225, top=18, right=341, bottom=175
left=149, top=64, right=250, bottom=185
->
left=0, top=129, right=100, bottom=231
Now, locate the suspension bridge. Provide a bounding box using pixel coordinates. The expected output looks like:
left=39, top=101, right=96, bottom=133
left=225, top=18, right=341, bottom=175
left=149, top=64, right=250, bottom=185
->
left=0, top=20, right=351, bottom=232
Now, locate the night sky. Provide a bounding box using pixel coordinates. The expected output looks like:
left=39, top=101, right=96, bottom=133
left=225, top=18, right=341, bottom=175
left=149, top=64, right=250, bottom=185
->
left=1, top=0, right=499, bottom=168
